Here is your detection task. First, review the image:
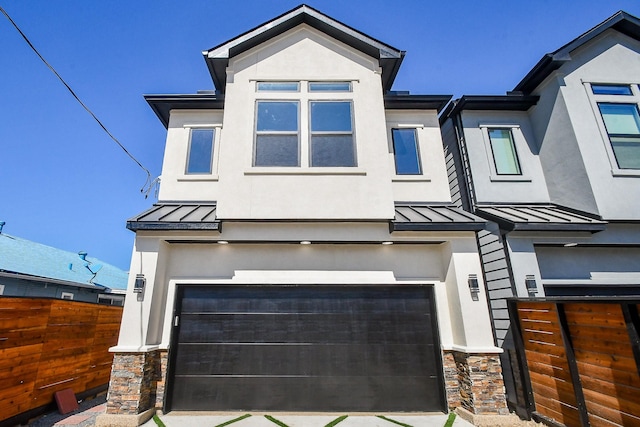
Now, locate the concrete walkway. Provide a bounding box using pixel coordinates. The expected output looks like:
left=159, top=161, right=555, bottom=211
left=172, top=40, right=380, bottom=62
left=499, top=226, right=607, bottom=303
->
left=140, top=412, right=474, bottom=427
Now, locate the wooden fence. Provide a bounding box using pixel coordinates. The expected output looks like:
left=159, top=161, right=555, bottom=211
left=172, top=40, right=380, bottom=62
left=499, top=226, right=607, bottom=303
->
left=510, top=299, right=640, bottom=427
left=0, top=297, right=123, bottom=424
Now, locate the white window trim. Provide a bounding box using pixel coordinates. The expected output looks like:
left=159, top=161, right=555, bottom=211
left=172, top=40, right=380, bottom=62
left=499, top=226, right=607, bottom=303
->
left=61, top=292, right=74, bottom=300
left=251, top=80, right=357, bottom=171
left=180, top=124, right=222, bottom=180
left=585, top=82, right=640, bottom=177
left=479, top=124, right=532, bottom=182
left=0, top=284, right=4, bottom=295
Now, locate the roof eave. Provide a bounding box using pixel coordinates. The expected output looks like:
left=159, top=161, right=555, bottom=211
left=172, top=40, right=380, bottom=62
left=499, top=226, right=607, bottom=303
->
left=384, top=94, right=453, bottom=112
left=439, top=95, right=540, bottom=124
left=144, top=94, right=225, bottom=128
left=202, top=5, right=404, bottom=93
left=390, top=222, right=486, bottom=232
left=126, top=221, right=221, bottom=232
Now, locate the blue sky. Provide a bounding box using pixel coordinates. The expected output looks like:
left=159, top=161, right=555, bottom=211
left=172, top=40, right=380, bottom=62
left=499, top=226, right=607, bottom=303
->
left=1, top=1, right=639, bottom=270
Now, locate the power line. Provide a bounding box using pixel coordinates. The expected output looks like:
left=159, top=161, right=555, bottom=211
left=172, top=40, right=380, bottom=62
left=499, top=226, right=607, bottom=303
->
left=0, top=5, right=153, bottom=194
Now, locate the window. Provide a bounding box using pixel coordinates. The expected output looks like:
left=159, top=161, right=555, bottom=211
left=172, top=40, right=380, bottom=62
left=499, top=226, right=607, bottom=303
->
left=253, top=81, right=356, bottom=168
left=309, top=82, right=351, bottom=92
left=0, top=284, right=4, bottom=295
left=598, top=103, right=640, bottom=169
left=255, top=101, right=299, bottom=166
left=61, top=292, right=74, bottom=300
left=488, top=128, right=521, bottom=175
left=592, top=84, right=632, bottom=96
left=257, top=82, right=299, bottom=92
left=310, top=101, right=355, bottom=167
left=392, top=129, right=421, bottom=175
left=186, top=129, right=215, bottom=174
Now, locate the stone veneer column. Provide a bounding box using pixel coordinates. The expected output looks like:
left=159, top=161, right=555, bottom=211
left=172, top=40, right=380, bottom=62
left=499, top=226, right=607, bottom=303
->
left=97, top=351, right=163, bottom=426
left=442, top=350, right=508, bottom=416
left=154, top=351, right=169, bottom=410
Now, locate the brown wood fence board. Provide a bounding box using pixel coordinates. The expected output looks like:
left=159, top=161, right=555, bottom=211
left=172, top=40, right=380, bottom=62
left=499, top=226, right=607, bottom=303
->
left=583, top=397, right=640, bottom=427
left=516, top=300, right=640, bottom=427
left=0, top=297, right=123, bottom=424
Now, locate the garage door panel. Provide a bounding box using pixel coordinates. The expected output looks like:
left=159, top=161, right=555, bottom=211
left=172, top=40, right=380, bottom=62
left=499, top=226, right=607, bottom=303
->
left=168, top=285, right=444, bottom=412
left=173, top=343, right=438, bottom=376
left=171, top=375, right=442, bottom=412
left=180, top=286, right=431, bottom=315
left=177, top=313, right=434, bottom=344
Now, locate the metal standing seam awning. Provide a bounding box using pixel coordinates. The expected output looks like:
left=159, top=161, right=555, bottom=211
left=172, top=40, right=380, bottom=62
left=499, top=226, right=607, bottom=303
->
left=126, top=204, right=220, bottom=231
left=391, top=204, right=487, bottom=232
left=475, top=204, right=607, bottom=232
left=127, top=203, right=487, bottom=233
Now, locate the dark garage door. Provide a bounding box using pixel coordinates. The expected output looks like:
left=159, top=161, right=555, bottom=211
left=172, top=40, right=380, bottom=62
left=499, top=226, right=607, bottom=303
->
left=166, top=285, right=444, bottom=412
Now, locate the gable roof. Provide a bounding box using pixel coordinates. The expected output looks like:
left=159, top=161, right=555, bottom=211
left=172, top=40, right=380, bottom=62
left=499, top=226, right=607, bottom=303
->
left=514, top=10, right=640, bottom=95
left=0, top=233, right=129, bottom=290
left=203, top=4, right=405, bottom=94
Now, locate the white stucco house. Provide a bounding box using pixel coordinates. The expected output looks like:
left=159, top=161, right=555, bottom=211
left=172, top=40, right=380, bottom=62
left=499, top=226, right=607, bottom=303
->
left=99, top=5, right=507, bottom=426
left=440, top=10, right=640, bottom=422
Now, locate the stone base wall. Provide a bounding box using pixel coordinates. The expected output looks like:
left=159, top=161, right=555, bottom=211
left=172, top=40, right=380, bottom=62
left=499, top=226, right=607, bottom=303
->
left=106, top=350, right=164, bottom=415
left=442, top=350, right=508, bottom=415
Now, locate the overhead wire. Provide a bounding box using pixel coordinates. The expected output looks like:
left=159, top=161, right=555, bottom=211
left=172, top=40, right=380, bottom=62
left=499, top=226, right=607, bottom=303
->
left=0, top=5, right=154, bottom=195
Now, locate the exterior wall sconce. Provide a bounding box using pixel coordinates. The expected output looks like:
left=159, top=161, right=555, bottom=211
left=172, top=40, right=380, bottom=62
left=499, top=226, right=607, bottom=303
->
left=525, top=275, right=538, bottom=296
left=468, top=274, right=480, bottom=301
left=134, top=274, right=146, bottom=301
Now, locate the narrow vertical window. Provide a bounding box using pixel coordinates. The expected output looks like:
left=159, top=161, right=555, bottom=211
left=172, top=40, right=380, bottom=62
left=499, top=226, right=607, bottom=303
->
left=186, top=129, right=215, bottom=174
left=310, top=101, right=355, bottom=167
left=598, top=103, right=640, bottom=169
left=488, top=128, right=521, bottom=175
left=255, top=101, right=299, bottom=166
left=392, top=129, right=421, bottom=175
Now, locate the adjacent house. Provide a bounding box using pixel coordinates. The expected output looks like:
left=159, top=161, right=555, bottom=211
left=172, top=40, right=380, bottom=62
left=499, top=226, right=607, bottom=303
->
left=440, top=11, right=640, bottom=426
left=0, top=222, right=127, bottom=305
left=100, top=5, right=507, bottom=426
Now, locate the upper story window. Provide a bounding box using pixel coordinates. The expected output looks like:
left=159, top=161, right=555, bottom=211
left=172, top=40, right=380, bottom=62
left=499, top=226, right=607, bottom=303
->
left=253, top=81, right=355, bottom=168
left=488, top=128, right=522, bottom=175
left=391, top=128, right=421, bottom=175
left=590, top=83, right=640, bottom=171
left=254, top=101, right=299, bottom=166
left=310, top=101, right=354, bottom=166
left=186, top=129, right=215, bottom=174
left=598, top=103, right=640, bottom=169
left=309, top=82, right=352, bottom=92
left=591, top=84, right=632, bottom=96
left=257, top=82, right=300, bottom=92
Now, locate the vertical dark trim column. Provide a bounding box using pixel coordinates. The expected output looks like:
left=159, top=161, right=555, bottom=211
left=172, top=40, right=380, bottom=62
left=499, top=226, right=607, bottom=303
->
left=556, top=304, right=590, bottom=427
left=163, top=285, right=185, bottom=413
left=622, top=303, right=640, bottom=376
left=506, top=299, right=535, bottom=418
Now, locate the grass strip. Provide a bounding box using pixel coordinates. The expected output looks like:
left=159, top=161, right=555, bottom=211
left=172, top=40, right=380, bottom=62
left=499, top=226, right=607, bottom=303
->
left=443, top=412, right=456, bottom=427
left=215, top=414, right=252, bottom=427
left=324, top=415, right=348, bottom=427
left=265, top=414, right=289, bottom=427
left=152, top=414, right=166, bottom=427
left=376, top=415, right=413, bottom=427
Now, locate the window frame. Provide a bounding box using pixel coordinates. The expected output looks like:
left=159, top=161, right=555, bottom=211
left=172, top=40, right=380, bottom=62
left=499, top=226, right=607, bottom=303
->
left=185, top=128, right=215, bottom=175
left=309, top=100, right=356, bottom=167
left=253, top=100, right=301, bottom=167
left=251, top=81, right=357, bottom=170
left=487, top=127, right=522, bottom=176
left=587, top=82, right=640, bottom=174
left=391, top=128, right=422, bottom=175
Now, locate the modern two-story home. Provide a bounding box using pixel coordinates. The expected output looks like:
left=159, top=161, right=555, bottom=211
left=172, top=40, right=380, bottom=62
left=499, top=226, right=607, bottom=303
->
left=98, top=5, right=507, bottom=427
left=440, top=11, right=640, bottom=426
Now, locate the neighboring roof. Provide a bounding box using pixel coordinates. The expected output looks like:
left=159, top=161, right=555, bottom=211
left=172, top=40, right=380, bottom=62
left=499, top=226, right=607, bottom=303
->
left=514, top=10, right=640, bottom=94
left=127, top=204, right=220, bottom=231
left=384, top=94, right=452, bottom=113
left=391, top=204, right=487, bottom=232
left=0, top=233, right=128, bottom=290
left=439, top=94, right=539, bottom=124
left=203, top=4, right=405, bottom=94
left=145, top=94, right=225, bottom=129
left=475, top=204, right=607, bottom=232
